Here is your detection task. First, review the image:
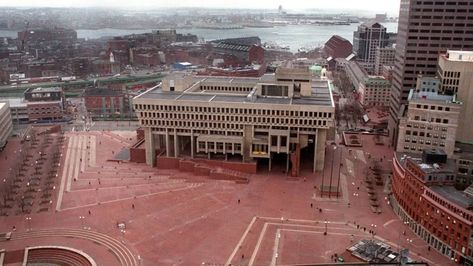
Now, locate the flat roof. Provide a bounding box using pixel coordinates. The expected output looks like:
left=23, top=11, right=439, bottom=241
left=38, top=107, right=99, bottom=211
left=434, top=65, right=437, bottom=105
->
left=84, top=88, right=123, bottom=97
left=395, top=152, right=456, bottom=174
left=212, top=95, right=247, bottom=103
left=178, top=94, right=215, bottom=102
left=445, top=50, right=473, bottom=62
left=28, top=87, right=62, bottom=93
left=410, top=91, right=457, bottom=103
left=430, top=186, right=473, bottom=209
left=0, top=97, right=27, bottom=108
left=137, top=86, right=332, bottom=106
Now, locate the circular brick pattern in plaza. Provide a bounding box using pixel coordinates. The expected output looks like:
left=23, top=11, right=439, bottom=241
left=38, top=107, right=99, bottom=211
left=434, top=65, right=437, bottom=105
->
left=26, top=246, right=96, bottom=266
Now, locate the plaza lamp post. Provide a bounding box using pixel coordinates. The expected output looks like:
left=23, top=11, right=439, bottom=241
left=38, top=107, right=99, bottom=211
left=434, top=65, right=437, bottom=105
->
left=321, top=146, right=327, bottom=197
left=335, top=146, right=343, bottom=198
left=120, top=229, right=126, bottom=244
left=324, top=220, right=329, bottom=235
left=79, top=216, right=85, bottom=229
left=406, top=238, right=413, bottom=252
left=398, top=221, right=410, bottom=254
left=370, top=224, right=377, bottom=241
left=451, top=257, right=458, bottom=265
left=328, top=144, right=337, bottom=199
left=26, top=217, right=32, bottom=231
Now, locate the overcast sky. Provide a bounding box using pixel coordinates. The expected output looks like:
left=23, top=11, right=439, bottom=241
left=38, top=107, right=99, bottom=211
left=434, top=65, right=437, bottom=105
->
left=0, top=0, right=400, bottom=14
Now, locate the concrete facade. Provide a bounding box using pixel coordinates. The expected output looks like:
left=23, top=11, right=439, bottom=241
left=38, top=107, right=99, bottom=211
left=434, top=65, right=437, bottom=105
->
left=396, top=76, right=461, bottom=156
left=133, top=67, right=335, bottom=175
left=388, top=0, right=473, bottom=147
left=344, top=61, right=391, bottom=107
left=358, top=76, right=391, bottom=107
left=374, top=46, right=395, bottom=76
left=0, top=102, right=13, bottom=148
left=438, top=51, right=473, bottom=143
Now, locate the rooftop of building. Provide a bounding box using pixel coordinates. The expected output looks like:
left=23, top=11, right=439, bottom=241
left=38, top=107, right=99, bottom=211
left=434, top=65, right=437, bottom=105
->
left=442, top=50, right=473, bottom=62
left=360, top=21, right=385, bottom=29
left=430, top=186, right=473, bottom=209
left=211, top=36, right=261, bottom=46
left=345, top=61, right=368, bottom=83
left=395, top=150, right=473, bottom=209
left=325, top=35, right=351, bottom=45
left=395, top=151, right=456, bottom=175
left=27, top=87, right=63, bottom=93
left=0, top=97, right=27, bottom=108
left=135, top=74, right=333, bottom=107
left=454, top=142, right=473, bottom=161
left=409, top=90, right=460, bottom=104
left=365, top=75, right=390, bottom=83
left=84, top=88, right=123, bottom=97
left=214, top=42, right=253, bottom=52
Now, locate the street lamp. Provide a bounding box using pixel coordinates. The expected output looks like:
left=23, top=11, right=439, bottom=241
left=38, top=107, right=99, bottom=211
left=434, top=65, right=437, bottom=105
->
left=328, top=144, right=337, bottom=198
left=451, top=257, right=458, bottom=265
left=336, top=146, right=343, bottom=198
left=324, top=220, right=329, bottom=235
left=120, top=229, right=126, bottom=243
left=79, top=216, right=85, bottom=229
left=26, top=217, right=32, bottom=231
left=406, top=238, right=413, bottom=251
left=370, top=224, right=377, bottom=241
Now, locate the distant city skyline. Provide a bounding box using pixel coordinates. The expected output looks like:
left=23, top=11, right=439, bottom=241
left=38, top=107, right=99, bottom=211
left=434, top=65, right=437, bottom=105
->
left=0, top=0, right=400, bottom=16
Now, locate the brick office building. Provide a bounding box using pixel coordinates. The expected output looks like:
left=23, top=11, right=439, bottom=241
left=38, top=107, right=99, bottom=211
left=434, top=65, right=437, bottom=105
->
left=392, top=149, right=473, bottom=264
left=84, top=88, right=126, bottom=118
left=24, top=87, right=65, bottom=121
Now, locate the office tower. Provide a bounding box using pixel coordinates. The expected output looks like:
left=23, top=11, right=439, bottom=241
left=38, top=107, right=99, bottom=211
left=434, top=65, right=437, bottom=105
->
left=396, top=75, right=461, bottom=156
left=374, top=46, right=395, bottom=75
left=388, top=0, right=473, bottom=146
left=438, top=50, right=473, bottom=143
left=352, top=21, right=389, bottom=73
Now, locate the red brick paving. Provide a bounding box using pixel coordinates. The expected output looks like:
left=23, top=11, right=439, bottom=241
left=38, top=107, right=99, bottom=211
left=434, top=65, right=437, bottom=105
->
left=0, top=131, right=452, bottom=265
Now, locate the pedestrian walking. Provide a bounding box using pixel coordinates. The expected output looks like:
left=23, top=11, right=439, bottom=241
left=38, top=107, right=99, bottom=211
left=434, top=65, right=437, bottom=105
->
left=132, top=204, right=135, bottom=209
left=310, top=203, right=313, bottom=208
left=238, top=199, right=240, bottom=204
left=88, top=210, right=91, bottom=215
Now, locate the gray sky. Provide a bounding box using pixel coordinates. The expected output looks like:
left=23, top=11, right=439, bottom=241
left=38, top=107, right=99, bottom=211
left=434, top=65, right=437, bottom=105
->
left=0, top=0, right=400, bottom=14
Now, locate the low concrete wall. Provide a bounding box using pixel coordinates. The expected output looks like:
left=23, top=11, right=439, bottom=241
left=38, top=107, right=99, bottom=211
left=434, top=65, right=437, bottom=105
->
left=193, top=158, right=257, bottom=174
left=156, top=157, right=180, bottom=169
left=129, top=148, right=146, bottom=163
left=194, top=165, right=211, bottom=176
left=179, top=160, right=195, bottom=172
